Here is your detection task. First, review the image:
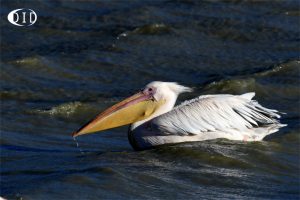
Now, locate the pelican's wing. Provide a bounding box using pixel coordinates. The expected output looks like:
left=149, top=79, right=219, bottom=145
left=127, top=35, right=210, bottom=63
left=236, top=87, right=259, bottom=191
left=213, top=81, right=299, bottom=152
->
left=151, top=92, right=285, bottom=136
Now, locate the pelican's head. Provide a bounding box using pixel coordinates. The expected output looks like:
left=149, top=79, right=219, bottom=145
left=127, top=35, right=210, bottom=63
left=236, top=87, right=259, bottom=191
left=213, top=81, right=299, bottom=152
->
left=72, top=81, right=192, bottom=137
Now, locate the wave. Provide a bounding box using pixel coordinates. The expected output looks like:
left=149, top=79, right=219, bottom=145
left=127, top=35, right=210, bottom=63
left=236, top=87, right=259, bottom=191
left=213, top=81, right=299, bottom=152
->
left=201, top=60, right=300, bottom=96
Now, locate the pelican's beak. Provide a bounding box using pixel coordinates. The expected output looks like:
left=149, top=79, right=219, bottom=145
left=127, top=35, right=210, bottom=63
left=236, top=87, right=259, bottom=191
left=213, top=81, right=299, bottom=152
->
left=72, top=92, right=163, bottom=137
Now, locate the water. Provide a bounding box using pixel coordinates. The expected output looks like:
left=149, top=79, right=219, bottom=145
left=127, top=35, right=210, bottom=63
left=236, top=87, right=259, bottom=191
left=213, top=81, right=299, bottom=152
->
left=1, top=0, right=300, bottom=199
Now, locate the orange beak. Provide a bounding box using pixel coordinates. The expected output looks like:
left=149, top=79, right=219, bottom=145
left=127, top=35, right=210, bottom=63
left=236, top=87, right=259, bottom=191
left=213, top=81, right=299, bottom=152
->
left=72, top=92, right=163, bottom=137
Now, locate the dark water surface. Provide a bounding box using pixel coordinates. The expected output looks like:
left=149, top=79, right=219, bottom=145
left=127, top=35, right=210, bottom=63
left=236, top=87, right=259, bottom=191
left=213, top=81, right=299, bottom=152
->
left=1, top=0, right=300, bottom=199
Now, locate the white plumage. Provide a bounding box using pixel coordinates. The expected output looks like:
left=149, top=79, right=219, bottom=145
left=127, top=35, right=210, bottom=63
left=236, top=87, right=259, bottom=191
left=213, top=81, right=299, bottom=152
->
left=153, top=93, right=282, bottom=134
left=129, top=82, right=286, bottom=150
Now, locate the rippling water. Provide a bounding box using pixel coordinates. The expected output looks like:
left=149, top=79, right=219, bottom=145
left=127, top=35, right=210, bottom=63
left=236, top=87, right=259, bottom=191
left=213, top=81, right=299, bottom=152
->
left=1, top=0, right=300, bottom=199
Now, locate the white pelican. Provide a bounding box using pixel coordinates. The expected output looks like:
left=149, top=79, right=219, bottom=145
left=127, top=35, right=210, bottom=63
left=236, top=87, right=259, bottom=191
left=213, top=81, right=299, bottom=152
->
left=72, top=81, right=286, bottom=150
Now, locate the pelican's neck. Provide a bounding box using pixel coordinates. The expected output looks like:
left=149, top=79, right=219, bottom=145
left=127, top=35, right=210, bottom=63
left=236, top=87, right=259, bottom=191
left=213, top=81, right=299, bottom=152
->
left=131, top=95, right=177, bottom=130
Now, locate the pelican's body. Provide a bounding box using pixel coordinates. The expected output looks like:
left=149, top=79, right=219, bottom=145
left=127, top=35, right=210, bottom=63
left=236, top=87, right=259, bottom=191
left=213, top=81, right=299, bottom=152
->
left=73, top=81, right=286, bottom=150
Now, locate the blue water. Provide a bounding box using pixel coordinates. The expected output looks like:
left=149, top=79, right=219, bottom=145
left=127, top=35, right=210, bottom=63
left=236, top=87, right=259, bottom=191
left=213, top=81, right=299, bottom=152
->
left=1, top=0, right=300, bottom=199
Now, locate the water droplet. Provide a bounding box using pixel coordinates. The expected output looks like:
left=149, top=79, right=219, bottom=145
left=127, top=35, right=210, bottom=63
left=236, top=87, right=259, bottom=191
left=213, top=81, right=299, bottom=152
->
left=73, top=137, right=84, bottom=155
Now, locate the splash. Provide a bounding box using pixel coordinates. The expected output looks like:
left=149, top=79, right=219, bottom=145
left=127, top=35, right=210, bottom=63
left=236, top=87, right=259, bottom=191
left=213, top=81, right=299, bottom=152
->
left=38, top=102, right=84, bottom=117
left=116, top=23, right=172, bottom=40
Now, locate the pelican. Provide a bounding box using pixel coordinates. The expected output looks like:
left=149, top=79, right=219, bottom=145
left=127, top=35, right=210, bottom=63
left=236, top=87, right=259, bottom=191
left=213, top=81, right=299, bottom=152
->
left=72, top=81, right=286, bottom=150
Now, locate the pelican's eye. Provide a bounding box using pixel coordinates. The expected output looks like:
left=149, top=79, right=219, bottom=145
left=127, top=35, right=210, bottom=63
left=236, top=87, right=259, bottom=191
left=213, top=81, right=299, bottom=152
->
left=143, top=87, right=156, bottom=98
left=146, top=87, right=155, bottom=95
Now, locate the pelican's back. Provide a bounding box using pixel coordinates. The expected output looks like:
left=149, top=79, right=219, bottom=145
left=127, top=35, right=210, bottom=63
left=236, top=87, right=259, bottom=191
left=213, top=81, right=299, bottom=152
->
left=151, top=92, right=286, bottom=141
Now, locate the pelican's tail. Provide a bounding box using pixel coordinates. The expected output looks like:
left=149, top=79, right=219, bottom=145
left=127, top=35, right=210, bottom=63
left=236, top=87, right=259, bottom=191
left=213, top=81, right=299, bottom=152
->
left=239, top=93, right=287, bottom=140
